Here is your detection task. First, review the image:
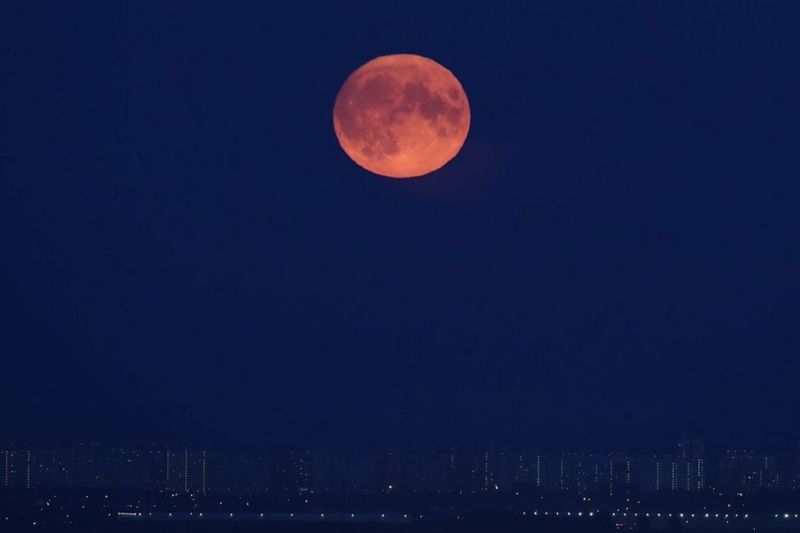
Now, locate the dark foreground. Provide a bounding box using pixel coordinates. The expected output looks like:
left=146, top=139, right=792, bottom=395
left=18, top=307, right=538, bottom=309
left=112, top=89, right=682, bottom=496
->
left=0, top=518, right=617, bottom=533
left=10, top=517, right=800, bottom=533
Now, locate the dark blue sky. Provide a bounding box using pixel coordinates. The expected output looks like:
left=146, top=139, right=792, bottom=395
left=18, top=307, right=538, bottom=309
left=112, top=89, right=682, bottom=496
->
left=2, top=1, right=799, bottom=453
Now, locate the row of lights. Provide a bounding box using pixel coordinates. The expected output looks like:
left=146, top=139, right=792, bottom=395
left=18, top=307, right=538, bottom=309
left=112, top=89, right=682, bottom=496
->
left=120, top=512, right=420, bottom=520
left=612, top=512, right=749, bottom=519
left=120, top=509, right=800, bottom=520
left=524, top=511, right=596, bottom=517
left=519, top=511, right=800, bottom=521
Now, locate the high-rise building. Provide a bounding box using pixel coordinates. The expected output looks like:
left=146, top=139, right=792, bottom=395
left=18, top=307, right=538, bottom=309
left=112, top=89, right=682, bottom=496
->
left=677, top=435, right=705, bottom=460
left=3, top=449, right=10, bottom=488
left=719, top=450, right=780, bottom=492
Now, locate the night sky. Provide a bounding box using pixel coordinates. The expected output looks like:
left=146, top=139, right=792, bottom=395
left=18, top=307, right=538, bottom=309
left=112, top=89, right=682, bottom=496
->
left=2, top=2, right=799, bottom=453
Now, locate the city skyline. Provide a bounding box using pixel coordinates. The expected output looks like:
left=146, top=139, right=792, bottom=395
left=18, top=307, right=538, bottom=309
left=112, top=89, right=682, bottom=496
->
left=3, top=436, right=799, bottom=495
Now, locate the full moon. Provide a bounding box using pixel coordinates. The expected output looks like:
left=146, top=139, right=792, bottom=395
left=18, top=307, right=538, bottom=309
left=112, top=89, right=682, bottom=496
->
left=333, top=54, right=470, bottom=179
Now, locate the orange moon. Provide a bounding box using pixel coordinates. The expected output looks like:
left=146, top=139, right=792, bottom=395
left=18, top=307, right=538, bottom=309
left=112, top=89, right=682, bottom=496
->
left=333, top=54, right=470, bottom=179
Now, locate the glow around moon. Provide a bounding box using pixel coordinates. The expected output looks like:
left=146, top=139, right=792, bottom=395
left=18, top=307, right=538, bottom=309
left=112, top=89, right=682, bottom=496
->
left=333, top=54, right=470, bottom=179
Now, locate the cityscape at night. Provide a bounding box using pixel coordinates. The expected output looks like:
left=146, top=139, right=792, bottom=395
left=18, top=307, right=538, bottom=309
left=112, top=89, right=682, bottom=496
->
left=3, top=437, right=800, bottom=529
left=3, top=438, right=799, bottom=495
